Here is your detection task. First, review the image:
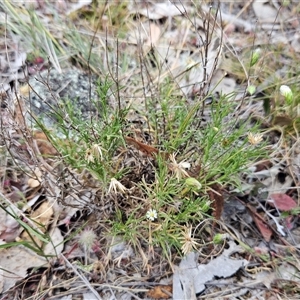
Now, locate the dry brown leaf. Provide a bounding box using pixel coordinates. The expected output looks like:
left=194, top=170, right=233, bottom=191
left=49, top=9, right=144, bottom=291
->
left=269, top=194, right=297, bottom=211
left=254, top=217, right=272, bottom=242
left=125, top=136, right=159, bottom=157
left=208, top=183, right=224, bottom=220
left=272, top=115, right=293, bottom=127
left=254, top=160, right=273, bottom=172
left=33, top=131, right=58, bottom=156
left=251, top=212, right=272, bottom=242
left=147, top=285, right=172, bottom=299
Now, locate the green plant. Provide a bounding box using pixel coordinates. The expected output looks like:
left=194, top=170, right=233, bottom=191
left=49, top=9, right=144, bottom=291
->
left=105, top=84, right=267, bottom=261
left=0, top=0, right=271, bottom=276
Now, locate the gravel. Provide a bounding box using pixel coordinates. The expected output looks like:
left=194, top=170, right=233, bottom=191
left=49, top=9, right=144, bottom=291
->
left=27, top=68, right=100, bottom=127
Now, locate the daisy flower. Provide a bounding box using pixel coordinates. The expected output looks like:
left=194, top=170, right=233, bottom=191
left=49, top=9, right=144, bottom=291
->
left=146, top=209, right=157, bottom=221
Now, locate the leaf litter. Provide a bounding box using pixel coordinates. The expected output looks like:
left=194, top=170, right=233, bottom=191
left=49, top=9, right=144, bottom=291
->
left=0, top=0, right=300, bottom=299
left=173, top=240, right=249, bottom=299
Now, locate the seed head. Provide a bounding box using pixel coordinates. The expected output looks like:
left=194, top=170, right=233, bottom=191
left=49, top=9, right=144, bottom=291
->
left=248, top=132, right=263, bottom=145
left=78, top=228, right=97, bottom=252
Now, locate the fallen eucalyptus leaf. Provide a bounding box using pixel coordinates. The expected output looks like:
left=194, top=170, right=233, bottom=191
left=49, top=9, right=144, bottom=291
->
left=173, top=241, right=248, bottom=299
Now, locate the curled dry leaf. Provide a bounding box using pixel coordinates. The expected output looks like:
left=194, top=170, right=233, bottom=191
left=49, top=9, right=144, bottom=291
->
left=125, top=136, right=159, bottom=157
left=269, top=193, right=297, bottom=211
left=33, top=131, right=58, bottom=157
left=147, top=285, right=172, bottom=299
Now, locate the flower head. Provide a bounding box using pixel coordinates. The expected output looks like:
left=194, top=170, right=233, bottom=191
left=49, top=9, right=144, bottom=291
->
left=250, top=48, right=261, bottom=66
left=85, top=149, right=95, bottom=163
left=280, top=85, right=293, bottom=105
left=185, top=178, right=202, bottom=190
left=78, top=228, right=97, bottom=252
left=213, top=233, right=225, bottom=244
left=169, top=153, right=191, bottom=181
left=280, top=85, right=292, bottom=97
left=85, top=144, right=104, bottom=163
left=179, top=225, right=200, bottom=255
left=247, top=85, right=256, bottom=96
left=248, top=132, right=263, bottom=145
left=108, top=178, right=127, bottom=194
left=146, top=209, right=157, bottom=221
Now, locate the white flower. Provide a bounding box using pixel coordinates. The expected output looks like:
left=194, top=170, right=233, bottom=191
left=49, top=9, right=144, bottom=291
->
left=280, top=85, right=292, bottom=97
left=180, top=225, right=200, bottom=255
left=91, top=144, right=103, bottom=160
left=85, top=149, right=94, bottom=163
left=108, top=178, right=127, bottom=194
left=146, top=209, right=157, bottom=221
left=248, top=132, right=263, bottom=145
left=169, top=153, right=191, bottom=181
left=85, top=144, right=103, bottom=163
left=280, top=85, right=293, bottom=104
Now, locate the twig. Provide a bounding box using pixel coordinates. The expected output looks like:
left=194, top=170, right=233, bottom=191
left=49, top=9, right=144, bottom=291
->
left=61, top=254, right=102, bottom=300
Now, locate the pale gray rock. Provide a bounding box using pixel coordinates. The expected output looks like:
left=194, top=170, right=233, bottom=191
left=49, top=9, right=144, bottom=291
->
left=27, top=68, right=100, bottom=127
